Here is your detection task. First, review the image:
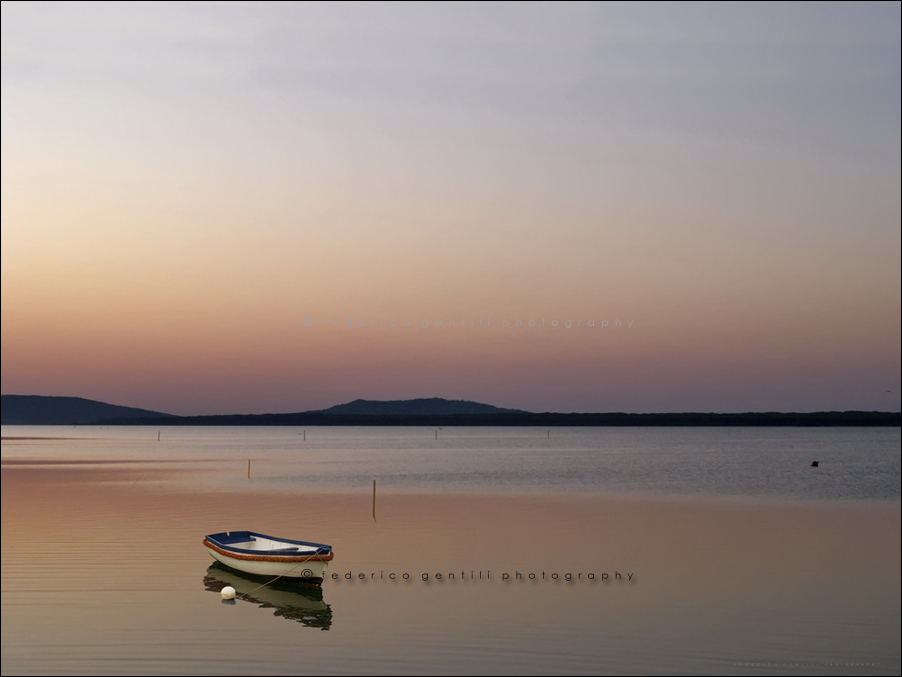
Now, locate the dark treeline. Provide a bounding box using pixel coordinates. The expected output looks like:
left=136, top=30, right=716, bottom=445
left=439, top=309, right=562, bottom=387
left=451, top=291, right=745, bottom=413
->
left=103, top=411, right=900, bottom=426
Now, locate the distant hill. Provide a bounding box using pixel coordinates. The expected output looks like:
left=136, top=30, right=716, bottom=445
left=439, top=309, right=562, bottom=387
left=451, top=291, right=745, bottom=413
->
left=0, top=395, right=176, bottom=425
left=2, top=394, right=898, bottom=427
left=317, top=398, right=526, bottom=416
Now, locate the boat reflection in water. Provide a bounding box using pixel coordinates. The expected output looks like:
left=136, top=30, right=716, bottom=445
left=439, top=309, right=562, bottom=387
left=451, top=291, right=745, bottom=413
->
left=203, top=562, right=333, bottom=630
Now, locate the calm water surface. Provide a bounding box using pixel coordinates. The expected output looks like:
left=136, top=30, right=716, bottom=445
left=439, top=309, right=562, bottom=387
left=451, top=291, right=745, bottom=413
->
left=1, top=426, right=899, bottom=499
left=2, top=427, right=900, bottom=675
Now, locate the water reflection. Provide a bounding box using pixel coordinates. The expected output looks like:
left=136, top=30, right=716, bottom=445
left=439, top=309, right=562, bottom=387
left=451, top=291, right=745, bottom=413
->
left=203, top=562, right=333, bottom=630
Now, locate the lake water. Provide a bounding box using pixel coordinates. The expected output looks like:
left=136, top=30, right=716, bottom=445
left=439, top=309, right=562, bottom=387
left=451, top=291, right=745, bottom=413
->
left=2, top=426, right=899, bottom=499
left=2, top=426, right=900, bottom=674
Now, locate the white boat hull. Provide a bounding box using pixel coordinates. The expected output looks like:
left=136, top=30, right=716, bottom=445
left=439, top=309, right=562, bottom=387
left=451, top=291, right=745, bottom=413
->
left=205, top=545, right=330, bottom=581
left=202, top=532, right=333, bottom=585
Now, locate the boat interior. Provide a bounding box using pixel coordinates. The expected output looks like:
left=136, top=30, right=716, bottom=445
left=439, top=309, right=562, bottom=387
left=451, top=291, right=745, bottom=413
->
left=211, top=531, right=317, bottom=554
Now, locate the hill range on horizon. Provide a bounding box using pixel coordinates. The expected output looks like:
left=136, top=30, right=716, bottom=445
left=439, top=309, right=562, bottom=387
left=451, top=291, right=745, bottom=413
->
left=316, top=398, right=526, bottom=416
left=0, top=395, right=524, bottom=425
left=0, top=394, right=899, bottom=427
left=0, top=395, right=177, bottom=425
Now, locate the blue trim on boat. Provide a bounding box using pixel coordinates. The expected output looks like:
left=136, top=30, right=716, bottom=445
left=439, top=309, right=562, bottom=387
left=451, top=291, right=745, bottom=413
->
left=205, top=531, right=332, bottom=556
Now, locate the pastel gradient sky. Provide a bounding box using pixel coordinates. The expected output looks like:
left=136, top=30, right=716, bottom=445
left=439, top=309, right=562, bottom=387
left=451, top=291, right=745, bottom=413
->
left=2, top=2, right=900, bottom=415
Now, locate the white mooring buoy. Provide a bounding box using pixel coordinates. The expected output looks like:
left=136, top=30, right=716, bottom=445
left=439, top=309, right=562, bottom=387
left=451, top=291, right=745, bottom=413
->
left=221, top=586, right=236, bottom=600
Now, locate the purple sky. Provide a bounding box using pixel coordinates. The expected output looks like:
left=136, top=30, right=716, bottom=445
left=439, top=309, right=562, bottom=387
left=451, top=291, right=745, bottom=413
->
left=2, top=3, right=899, bottom=415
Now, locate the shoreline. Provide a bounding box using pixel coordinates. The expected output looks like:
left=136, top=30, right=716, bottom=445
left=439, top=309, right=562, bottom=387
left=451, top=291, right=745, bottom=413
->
left=5, top=409, right=902, bottom=427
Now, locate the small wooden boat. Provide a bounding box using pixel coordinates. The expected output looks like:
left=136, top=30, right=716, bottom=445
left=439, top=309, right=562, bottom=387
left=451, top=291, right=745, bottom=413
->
left=203, top=531, right=333, bottom=585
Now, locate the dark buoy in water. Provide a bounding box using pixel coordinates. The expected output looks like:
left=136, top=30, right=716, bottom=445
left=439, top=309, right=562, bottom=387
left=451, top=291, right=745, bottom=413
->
left=811, top=461, right=819, bottom=467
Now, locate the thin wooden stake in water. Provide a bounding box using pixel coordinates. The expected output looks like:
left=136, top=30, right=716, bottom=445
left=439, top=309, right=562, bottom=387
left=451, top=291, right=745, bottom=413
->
left=435, top=429, right=438, bottom=440
left=158, top=431, right=161, bottom=442
left=547, top=430, right=550, bottom=439
left=303, top=430, right=306, bottom=441
left=248, top=459, right=250, bottom=480
left=372, top=479, right=376, bottom=522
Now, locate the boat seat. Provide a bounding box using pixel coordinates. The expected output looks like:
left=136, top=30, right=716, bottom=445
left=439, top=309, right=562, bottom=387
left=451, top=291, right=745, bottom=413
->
left=267, top=547, right=300, bottom=554
left=216, top=532, right=257, bottom=545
